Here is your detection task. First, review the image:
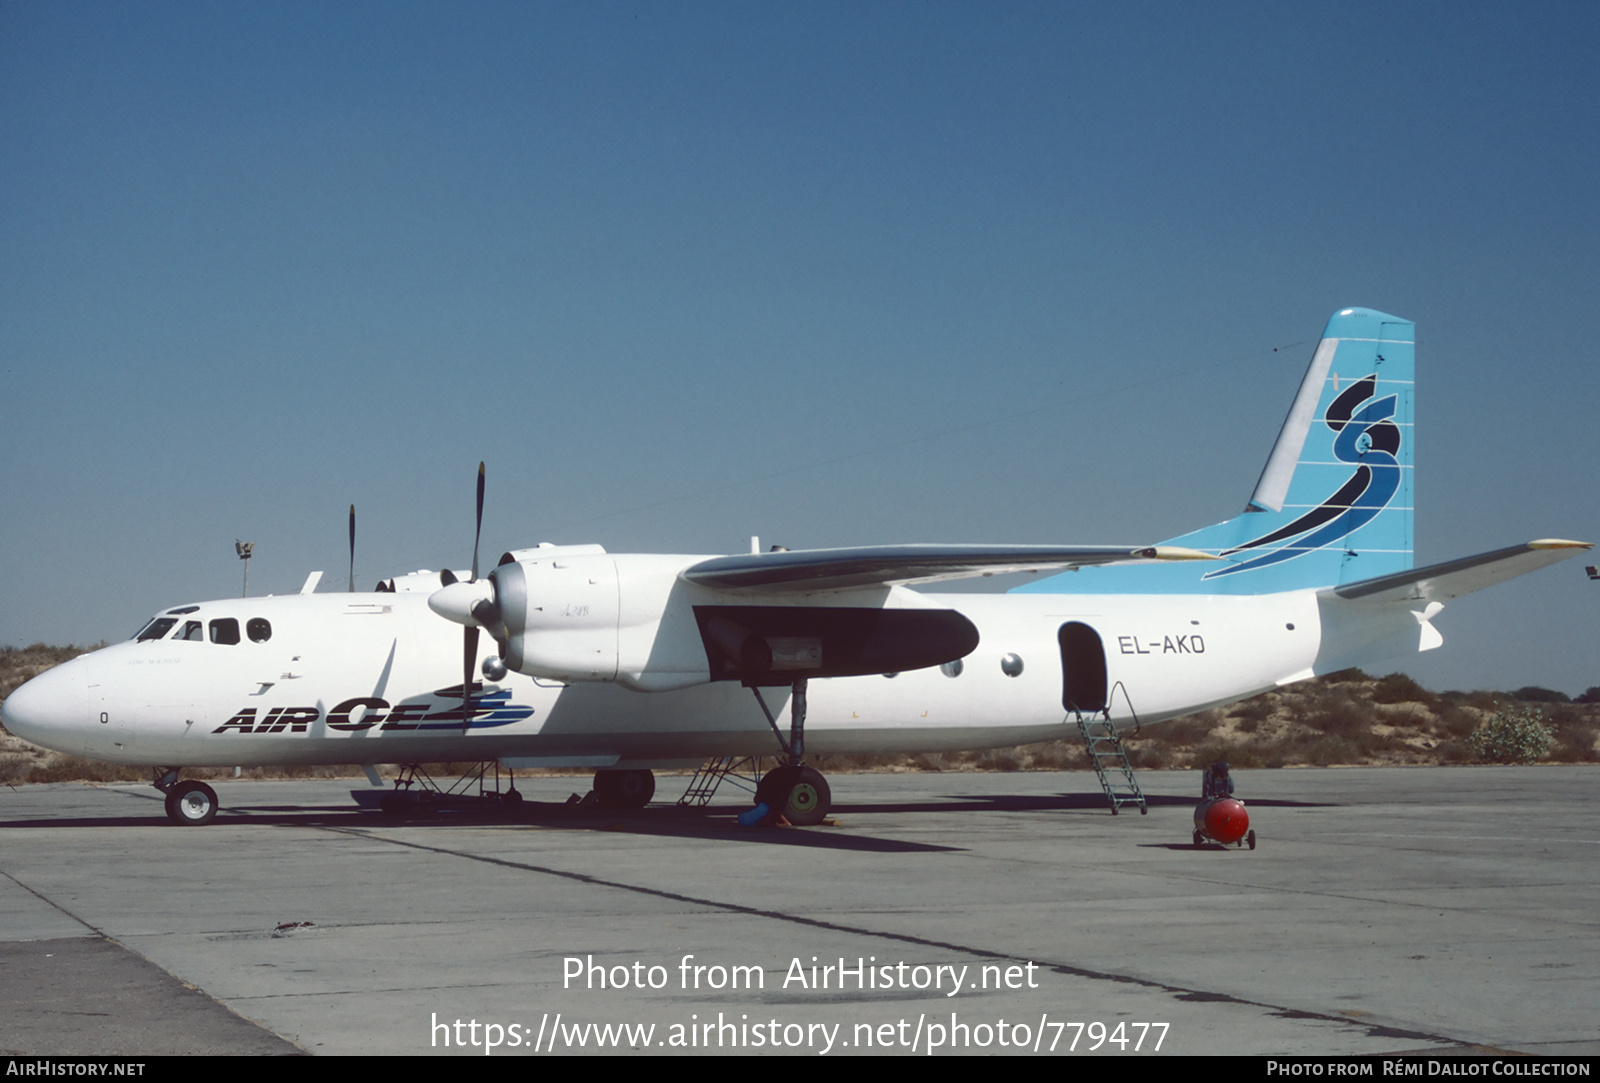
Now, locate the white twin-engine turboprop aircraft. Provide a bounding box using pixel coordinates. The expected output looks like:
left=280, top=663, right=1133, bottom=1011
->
left=3, top=308, right=1590, bottom=826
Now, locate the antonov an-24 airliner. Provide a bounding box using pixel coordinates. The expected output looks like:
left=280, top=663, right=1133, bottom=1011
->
left=3, top=308, right=1589, bottom=826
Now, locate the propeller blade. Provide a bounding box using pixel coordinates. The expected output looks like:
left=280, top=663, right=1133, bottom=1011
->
left=451, top=461, right=491, bottom=729
left=462, top=625, right=479, bottom=731
left=348, top=505, right=356, bottom=593
left=472, top=462, right=485, bottom=582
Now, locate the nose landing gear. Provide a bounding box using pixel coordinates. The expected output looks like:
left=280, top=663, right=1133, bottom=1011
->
left=154, top=770, right=219, bottom=826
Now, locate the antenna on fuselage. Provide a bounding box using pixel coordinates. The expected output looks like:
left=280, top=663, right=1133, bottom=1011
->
left=235, top=540, right=255, bottom=597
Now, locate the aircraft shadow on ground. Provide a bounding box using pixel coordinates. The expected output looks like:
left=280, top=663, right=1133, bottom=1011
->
left=0, top=798, right=954, bottom=854
left=865, top=792, right=1338, bottom=812
left=0, top=788, right=1334, bottom=852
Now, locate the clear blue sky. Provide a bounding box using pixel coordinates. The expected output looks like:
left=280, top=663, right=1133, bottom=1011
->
left=3, top=1, right=1596, bottom=693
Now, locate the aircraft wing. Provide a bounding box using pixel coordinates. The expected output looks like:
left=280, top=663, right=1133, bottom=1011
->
left=1325, top=539, right=1593, bottom=605
left=681, top=544, right=1215, bottom=592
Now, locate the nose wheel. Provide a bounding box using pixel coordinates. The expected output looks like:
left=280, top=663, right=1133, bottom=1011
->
left=164, top=780, right=219, bottom=826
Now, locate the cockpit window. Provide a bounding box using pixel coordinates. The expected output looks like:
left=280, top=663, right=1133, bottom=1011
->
left=135, top=617, right=178, bottom=642
left=246, top=617, right=272, bottom=643
left=177, top=620, right=204, bottom=642
left=209, top=618, right=240, bottom=645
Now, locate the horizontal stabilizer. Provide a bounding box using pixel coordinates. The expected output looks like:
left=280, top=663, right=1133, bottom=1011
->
left=1325, top=540, right=1592, bottom=605
left=682, top=544, right=1215, bottom=592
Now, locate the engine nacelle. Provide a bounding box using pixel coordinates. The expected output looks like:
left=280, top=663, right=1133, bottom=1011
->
left=485, top=546, right=980, bottom=693
left=494, top=549, right=623, bottom=683
left=487, top=548, right=711, bottom=690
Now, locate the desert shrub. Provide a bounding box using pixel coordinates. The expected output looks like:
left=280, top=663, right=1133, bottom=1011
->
left=1542, top=703, right=1581, bottom=726
left=1, top=644, right=101, bottom=703
left=1371, top=672, right=1436, bottom=705
left=1467, top=706, right=1554, bottom=764
left=1187, top=741, right=1239, bottom=769
left=1160, top=717, right=1208, bottom=746
left=1308, top=688, right=1374, bottom=737
left=1221, top=747, right=1264, bottom=769
left=1433, top=704, right=1483, bottom=739
left=1551, top=721, right=1600, bottom=763
left=1322, top=668, right=1370, bottom=684
left=1233, top=697, right=1275, bottom=723
left=24, top=757, right=147, bottom=784
left=1575, top=687, right=1600, bottom=705
left=975, top=748, right=1024, bottom=772
left=1125, top=744, right=1169, bottom=770
left=1512, top=686, right=1570, bottom=704
left=1357, top=728, right=1408, bottom=756
left=1302, top=735, right=1360, bottom=766
left=1254, top=745, right=1289, bottom=769
left=1025, top=741, right=1081, bottom=770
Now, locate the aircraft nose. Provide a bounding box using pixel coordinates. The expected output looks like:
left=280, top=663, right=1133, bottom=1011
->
left=1, top=655, right=89, bottom=751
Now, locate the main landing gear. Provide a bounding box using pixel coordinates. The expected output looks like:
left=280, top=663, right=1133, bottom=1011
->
left=755, top=764, right=831, bottom=825
left=749, top=678, right=832, bottom=827
left=593, top=768, right=656, bottom=809
left=154, top=769, right=218, bottom=826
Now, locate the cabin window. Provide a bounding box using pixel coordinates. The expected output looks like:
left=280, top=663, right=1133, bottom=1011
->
left=135, top=617, right=177, bottom=642
left=246, top=617, right=273, bottom=643
left=177, top=620, right=204, bottom=641
left=209, top=618, right=240, bottom=645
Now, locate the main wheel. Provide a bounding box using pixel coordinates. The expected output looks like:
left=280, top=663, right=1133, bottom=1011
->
left=754, top=765, right=794, bottom=812
left=594, top=769, right=655, bottom=809
left=1247, top=829, right=1257, bottom=851
left=165, top=781, right=218, bottom=826
left=766, top=766, right=831, bottom=826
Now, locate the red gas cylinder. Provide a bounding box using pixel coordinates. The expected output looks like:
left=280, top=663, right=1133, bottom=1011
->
left=1194, top=796, right=1250, bottom=844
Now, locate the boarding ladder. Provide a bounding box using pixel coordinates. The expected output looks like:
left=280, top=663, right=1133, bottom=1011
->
left=1076, top=682, right=1146, bottom=815
left=677, top=756, right=761, bottom=807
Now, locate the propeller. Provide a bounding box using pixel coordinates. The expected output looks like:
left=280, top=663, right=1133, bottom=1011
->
left=461, top=464, right=485, bottom=730
left=348, top=505, right=356, bottom=593
left=427, top=463, right=510, bottom=730
left=473, top=461, right=485, bottom=581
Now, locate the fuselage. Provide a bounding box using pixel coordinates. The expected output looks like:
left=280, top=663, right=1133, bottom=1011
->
left=2, top=567, right=1374, bottom=771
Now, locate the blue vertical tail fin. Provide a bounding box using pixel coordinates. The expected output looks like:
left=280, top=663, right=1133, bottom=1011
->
left=1015, top=307, right=1414, bottom=596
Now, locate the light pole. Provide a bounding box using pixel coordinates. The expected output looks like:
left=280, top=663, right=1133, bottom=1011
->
left=236, top=540, right=254, bottom=597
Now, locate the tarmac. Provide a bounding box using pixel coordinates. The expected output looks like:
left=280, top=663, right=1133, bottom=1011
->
left=0, top=765, right=1595, bottom=1057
